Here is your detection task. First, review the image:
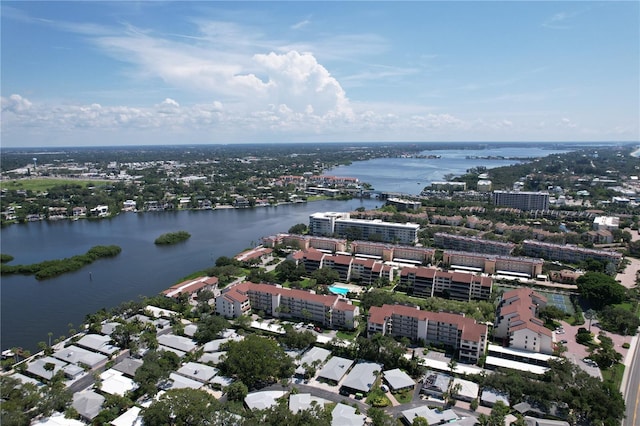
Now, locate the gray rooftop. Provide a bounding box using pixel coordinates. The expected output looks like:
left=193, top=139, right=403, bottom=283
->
left=481, top=388, right=510, bottom=406
left=244, top=390, right=286, bottom=411
left=52, top=345, right=108, bottom=369
left=341, top=362, right=382, bottom=393
left=331, top=403, right=366, bottom=426
left=166, top=372, right=203, bottom=390
left=401, top=406, right=459, bottom=425
left=157, top=334, right=197, bottom=353
left=383, top=368, right=415, bottom=391
left=72, top=390, right=105, bottom=421
left=317, top=356, right=354, bottom=383
left=113, top=357, right=143, bottom=377
left=199, top=351, right=226, bottom=365
left=76, top=334, right=119, bottom=355
left=289, top=393, right=330, bottom=414
left=26, top=356, right=67, bottom=381
left=421, top=371, right=451, bottom=395
left=176, top=361, right=218, bottom=383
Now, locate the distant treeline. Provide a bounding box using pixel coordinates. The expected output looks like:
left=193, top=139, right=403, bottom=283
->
left=0, top=245, right=122, bottom=280
left=154, top=231, right=191, bottom=245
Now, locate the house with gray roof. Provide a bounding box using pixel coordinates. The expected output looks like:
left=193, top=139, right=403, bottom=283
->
left=200, top=351, right=226, bottom=365
left=341, top=362, right=382, bottom=394
left=157, top=334, right=197, bottom=353
left=53, top=345, right=108, bottom=370
left=401, top=406, right=459, bottom=425
left=421, top=371, right=451, bottom=398
left=176, top=361, right=218, bottom=383
left=183, top=323, right=198, bottom=337
left=211, top=375, right=234, bottom=389
left=26, top=357, right=68, bottom=381
left=165, top=372, right=203, bottom=390
left=524, top=417, right=570, bottom=426
left=317, top=356, right=354, bottom=384
left=101, top=322, right=121, bottom=335
left=158, top=345, right=186, bottom=358
left=331, top=403, right=366, bottom=426
left=10, top=372, right=42, bottom=387
left=76, top=334, right=119, bottom=356
left=383, top=368, right=415, bottom=392
left=289, top=393, right=330, bottom=414
left=202, top=336, right=244, bottom=352
left=113, top=357, right=143, bottom=377
left=72, top=390, right=105, bottom=421
left=295, top=346, right=331, bottom=376
left=481, top=388, right=510, bottom=407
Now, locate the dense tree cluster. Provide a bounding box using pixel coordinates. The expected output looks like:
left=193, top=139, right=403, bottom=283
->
left=0, top=245, right=121, bottom=280
left=154, top=231, right=191, bottom=245
left=220, top=335, right=295, bottom=390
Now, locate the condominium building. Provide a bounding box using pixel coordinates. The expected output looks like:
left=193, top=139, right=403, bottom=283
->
left=494, top=288, right=553, bottom=354
left=367, top=304, right=488, bottom=363
left=443, top=250, right=544, bottom=278
left=215, top=282, right=359, bottom=329
left=522, top=240, right=622, bottom=267
left=491, top=191, right=550, bottom=211
left=399, top=266, right=493, bottom=301
left=386, top=197, right=422, bottom=211
left=592, top=216, right=620, bottom=231
left=309, top=212, right=420, bottom=244
left=434, top=232, right=515, bottom=256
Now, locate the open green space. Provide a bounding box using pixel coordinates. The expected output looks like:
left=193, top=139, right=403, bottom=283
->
left=0, top=178, right=109, bottom=192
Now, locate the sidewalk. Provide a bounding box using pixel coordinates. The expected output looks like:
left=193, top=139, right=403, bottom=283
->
left=620, top=332, right=639, bottom=396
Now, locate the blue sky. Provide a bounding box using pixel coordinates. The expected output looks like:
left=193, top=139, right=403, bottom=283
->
left=1, top=1, right=638, bottom=147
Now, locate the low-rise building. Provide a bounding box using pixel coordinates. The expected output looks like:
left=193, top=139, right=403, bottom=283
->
left=434, top=232, right=515, bottom=256
left=522, top=239, right=622, bottom=267
left=399, top=266, right=493, bottom=301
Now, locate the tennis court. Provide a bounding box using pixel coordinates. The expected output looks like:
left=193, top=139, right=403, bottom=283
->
left=542, top=292, right=574, bottom=315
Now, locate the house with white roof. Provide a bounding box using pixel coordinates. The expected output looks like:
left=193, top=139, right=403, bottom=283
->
left=451, top=378, right=479, bottom=402
left=341, top=361, right=382, bottom=395
left=481, top=388, right=510, bottom=407
left=317, top=356, right=354, bottom=384
left=244, top=390, right=287, bottom=410
left=383, top=368, right=415, bottom=392
left=401, top=406, right=459, bottom=425
left=32, top=412, right=86, bottom=426
left=110, top=406, right=142, bottom=426
left=99, top=369, right=138, bottom=396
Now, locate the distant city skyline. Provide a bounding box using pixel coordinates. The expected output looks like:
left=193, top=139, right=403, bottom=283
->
left=1, top=1, right=638, bottom=147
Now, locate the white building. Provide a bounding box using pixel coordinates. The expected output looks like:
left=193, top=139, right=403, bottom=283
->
left=592, top=216, right=620, bottom=231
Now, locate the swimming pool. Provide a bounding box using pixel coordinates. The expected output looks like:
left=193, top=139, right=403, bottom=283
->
left=328, top=285, right=350, bottom=295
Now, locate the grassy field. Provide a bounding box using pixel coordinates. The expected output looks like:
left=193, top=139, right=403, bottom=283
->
left=0, top=178, right=109, bottom=192
left=601, top=362, right=625, bottom=390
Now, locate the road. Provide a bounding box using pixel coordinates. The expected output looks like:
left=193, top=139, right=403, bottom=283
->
left=622, top=331, right=640, bottom=426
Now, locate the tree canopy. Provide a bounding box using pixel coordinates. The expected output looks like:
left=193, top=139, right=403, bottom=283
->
left=576, top=272, right=627, bottom=309
left=220, top=335, right=294, bottom=390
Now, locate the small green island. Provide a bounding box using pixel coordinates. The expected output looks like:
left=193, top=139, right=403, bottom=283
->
left=0, top=245, right=122, bottom=280
left=154, top=231, right=191, bottom=245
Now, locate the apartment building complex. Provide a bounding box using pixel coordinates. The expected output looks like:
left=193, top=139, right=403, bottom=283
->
left=215, top=282, right=359, bottom=329
left=399, top=266, right=493, bottom=301
left=367, top=304, right=488, bottom=363
left=522, top=240, right=622, bottom=267
left=309, top=212, right=420, bottom=244
left=434, top=232, right=515, bottom=256
left=385, top=197, right=422, bottom=211
left=491, top=190, right=550, bottom=211
left=494, top=288, right=553, bottom=354
left=442, top=250, right=544, bottom=278
left=298, top=248, right=395, bottom=284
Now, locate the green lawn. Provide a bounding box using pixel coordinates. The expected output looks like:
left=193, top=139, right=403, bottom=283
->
left=601, top=362, right=625, bottom=390
left=0, top=178, right=108, bottom=192
left=393, top=388, right=414, bottom=404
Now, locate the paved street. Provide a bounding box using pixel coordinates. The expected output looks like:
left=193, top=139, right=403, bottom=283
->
left=621, top=332, right=640, bottom=426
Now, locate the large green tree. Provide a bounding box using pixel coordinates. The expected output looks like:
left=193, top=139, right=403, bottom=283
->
left=220, top=335, right=294, bottom=389
left=576, top=272, right=627, bottom=309
left=193, top=314, right=230, bottom=344
left=141, top=388, right=226, bottom=425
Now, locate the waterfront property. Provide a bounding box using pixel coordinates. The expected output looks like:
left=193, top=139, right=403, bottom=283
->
left=309, top=212, right=420, bottom=244
left=162, top=276, right=219, bottom=299
left=215, top=281, right=359, bottom=329
left=367, top=304, right=488, bottom=363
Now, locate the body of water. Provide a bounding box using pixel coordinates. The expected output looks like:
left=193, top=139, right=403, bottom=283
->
left=0, top=144, right=578, bottom=353
left=0, top=199, right=380, bottom=352
left=325, top=145, right=574, bottom=194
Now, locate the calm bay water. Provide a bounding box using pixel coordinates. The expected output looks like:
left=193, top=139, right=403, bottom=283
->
left=0, top=145, right=577, bottom=353
left=0, top=199, right=380, bottom=352
left=325, top=145, right=573, bottom=194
